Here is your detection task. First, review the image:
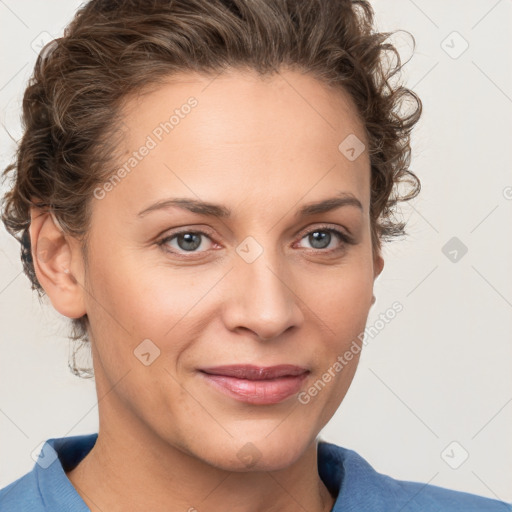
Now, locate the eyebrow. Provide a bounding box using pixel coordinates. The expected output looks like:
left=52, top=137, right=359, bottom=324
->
left=137, top=192, right=363, bottom=219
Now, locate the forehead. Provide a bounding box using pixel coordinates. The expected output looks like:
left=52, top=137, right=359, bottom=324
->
left=100, top=68, right=370, bottom=219
left=120, top=67, right=367, bottom=150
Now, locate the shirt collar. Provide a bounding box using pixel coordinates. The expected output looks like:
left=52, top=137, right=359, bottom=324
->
left=35, top=433, right=381, bottom=511
left=34, top=434, right=96, bottom=510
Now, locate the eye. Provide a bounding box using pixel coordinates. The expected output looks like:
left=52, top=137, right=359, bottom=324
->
left=295, top=225, right=354, bottom=253
left=157, top=224, right=355, bottom=258
left=157, top=229, right=215, bottom=255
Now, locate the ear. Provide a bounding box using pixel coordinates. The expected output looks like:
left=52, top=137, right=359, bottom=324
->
left=373, top=252, right=384, bottom=281
left=29, top=206, right=87, bottom=319
left=370, top=252, right=384, bottom=305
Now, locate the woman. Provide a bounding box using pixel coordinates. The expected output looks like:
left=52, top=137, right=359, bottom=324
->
left=0, top=0, right=510, bottom=510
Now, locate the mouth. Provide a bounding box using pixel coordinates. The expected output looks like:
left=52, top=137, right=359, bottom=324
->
left=198, top=364, right=310, bottom=405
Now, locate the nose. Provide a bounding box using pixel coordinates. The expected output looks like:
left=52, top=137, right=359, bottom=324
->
left=222, top=251, right=304, bottom=341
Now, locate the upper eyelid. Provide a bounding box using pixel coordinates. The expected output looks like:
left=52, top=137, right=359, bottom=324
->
left=296, top=223, right=351, bottom=239
left=160, top=223, right=350, bottom=239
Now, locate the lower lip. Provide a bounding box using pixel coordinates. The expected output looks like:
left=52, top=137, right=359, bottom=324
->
left=199, top=372, right=308, bottom=405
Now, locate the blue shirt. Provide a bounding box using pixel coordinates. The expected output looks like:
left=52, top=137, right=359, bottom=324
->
left=0, top=433, right=510, bottom=511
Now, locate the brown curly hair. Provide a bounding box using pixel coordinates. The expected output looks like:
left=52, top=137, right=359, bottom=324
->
left=1, top=0, right=421, bottom=378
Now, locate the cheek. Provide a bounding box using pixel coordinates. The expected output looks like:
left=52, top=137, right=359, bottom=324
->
left=84, top=247, right=221, bottom=365
left=302, top=259, right=374, bottom=341
left=297, top=256, right=373, bottom=398
left=84, top=228, right=374, bottom=366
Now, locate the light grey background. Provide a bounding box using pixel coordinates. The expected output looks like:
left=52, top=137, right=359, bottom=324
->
left=1, top=0, right=511, bottom=502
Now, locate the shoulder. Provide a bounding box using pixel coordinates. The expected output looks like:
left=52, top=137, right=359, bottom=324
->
left=378, top=470, right=511, bottom=512
left=318, top=441, right=512, bottom=512
left=0, top=433, right=96, bottom=511
left=0, top=469, right=43, bottom=511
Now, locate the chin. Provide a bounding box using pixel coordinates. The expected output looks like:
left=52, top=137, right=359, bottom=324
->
left=190, top=429, right=315, bottom=473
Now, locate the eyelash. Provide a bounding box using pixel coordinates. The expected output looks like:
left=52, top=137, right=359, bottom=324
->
left=157, top=224, right=355, bottom=258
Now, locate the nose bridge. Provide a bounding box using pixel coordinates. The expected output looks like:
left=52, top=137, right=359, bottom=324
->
left=226, top=235, right=302, bottom=340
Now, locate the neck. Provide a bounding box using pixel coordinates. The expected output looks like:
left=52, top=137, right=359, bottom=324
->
left=66, top=376, right=335, bottom=512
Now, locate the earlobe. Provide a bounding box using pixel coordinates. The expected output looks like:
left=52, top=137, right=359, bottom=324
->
left=29, top=207, right=87, bottom=319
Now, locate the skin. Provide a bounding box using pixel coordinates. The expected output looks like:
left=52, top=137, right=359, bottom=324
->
left=30, top=67, right=384, bottom=512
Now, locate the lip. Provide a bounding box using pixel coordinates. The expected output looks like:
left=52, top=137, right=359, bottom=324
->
left=200, top=364, right=308, bottom=380
left=198, top=364, right=310, bottom=405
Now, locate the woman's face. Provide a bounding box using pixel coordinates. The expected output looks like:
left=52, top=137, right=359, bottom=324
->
left=71, top=68, right=383, bottom=470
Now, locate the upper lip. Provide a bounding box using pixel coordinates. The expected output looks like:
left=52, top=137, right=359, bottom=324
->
left=199, top=364, right=309, bottom=380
